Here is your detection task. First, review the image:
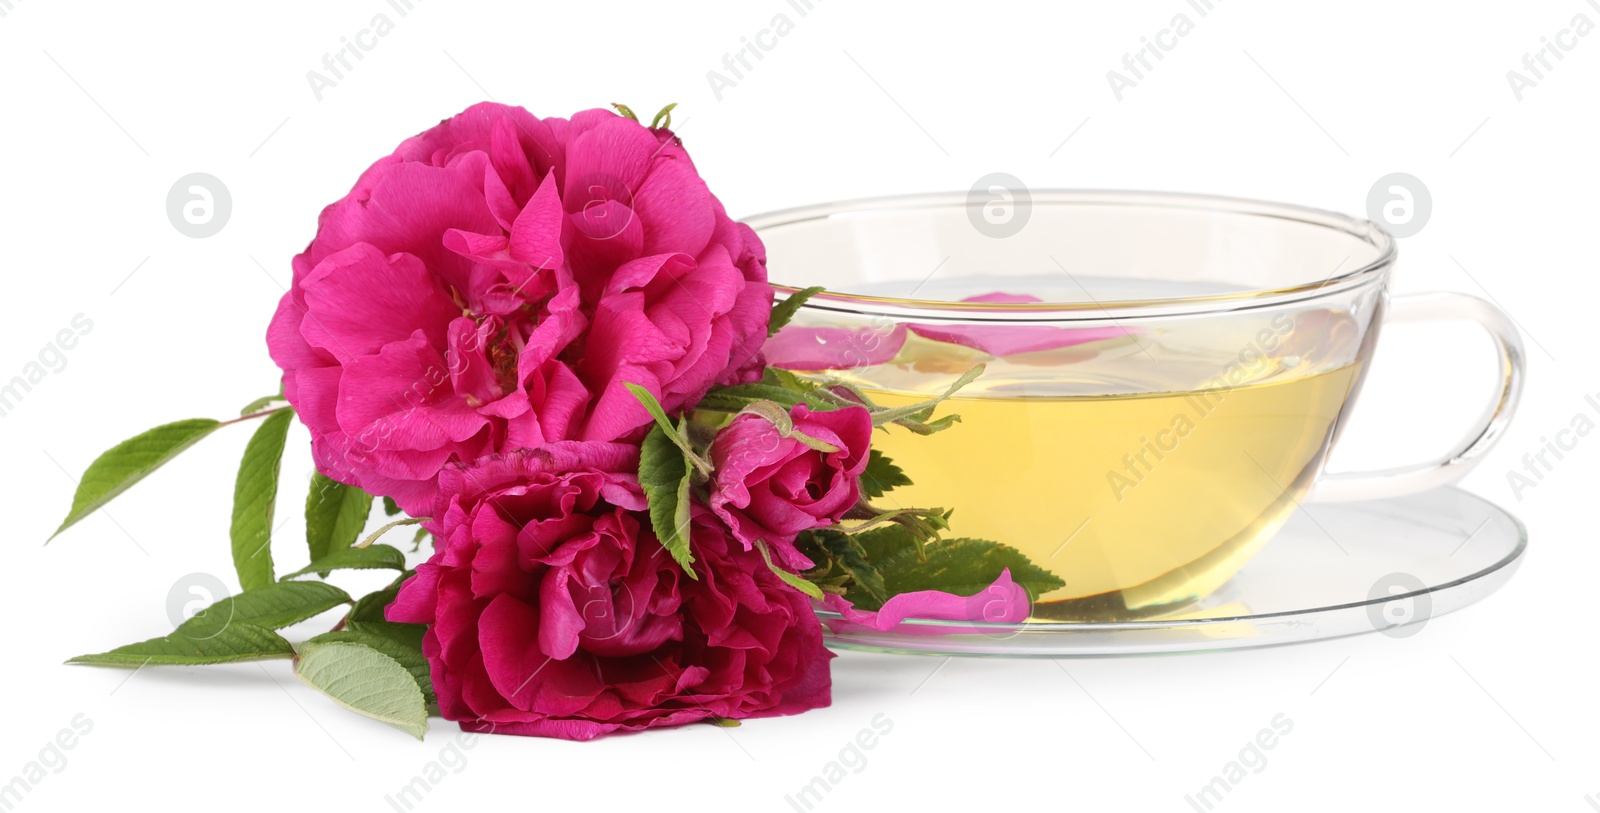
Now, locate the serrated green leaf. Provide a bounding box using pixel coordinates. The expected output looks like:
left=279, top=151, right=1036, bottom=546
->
left=696, top=384, right=808, bottom=411
left=816, top=531, right=887, bottom=606
left=382, top=496, right=401, bottom=516
left=49, top=418, right=223, bottom=540
left=639, top=423, right=695, bottom=577
left=850, top=524, right=921, bottom=564
left=757, top=539, right=824, bottom=600
left=816, top=525, right=919, bottom=610
left=230, top=409, right=294, bottom=591
left=305, top=473, right=373, bottom=565
left=762, top=367, right=819, bottom=392
left=68, top=623, right=293, bottom=667
left=308, top=629, right=435, bottom=712
left=769, top=286, right=825, bottom=336
left=877, top=537, right=1065, bottom=603
left=294, top=642, right=429, bottom=739
left=183, top=581, right=352, bottom=634
left=280, top=544, right=406, bottom=581
left=860, top=450, right=912, bottom=499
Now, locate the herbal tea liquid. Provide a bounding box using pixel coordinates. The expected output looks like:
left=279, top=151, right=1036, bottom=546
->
left=821, top=307, right=1368, bottom=618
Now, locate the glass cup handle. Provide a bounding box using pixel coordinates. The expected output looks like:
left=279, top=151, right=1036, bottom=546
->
left=1312, top=291, right=1526, bottom=503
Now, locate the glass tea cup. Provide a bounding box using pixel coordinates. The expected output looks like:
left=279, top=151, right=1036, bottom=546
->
left=747, top=191, right=1524, bottom=619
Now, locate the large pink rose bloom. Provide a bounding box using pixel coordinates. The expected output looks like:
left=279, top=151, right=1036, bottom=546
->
left=267, top=103, right=771, bottom=513
left=386, top=444, right=832, bottom=740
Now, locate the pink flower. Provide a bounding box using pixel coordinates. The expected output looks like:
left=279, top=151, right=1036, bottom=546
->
left=819, top=569, right=1032, bottom=635
left=707, top=404, right=873, bottom=570
left=267, top=102, right=771, bottom=513
left=386, top=444, right=832, bottom=740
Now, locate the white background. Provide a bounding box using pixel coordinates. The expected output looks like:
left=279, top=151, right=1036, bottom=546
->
left=2, top=1, right=1596, bottom=810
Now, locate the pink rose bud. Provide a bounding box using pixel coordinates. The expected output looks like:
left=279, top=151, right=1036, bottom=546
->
left=707, top=403, right=874, bottom=570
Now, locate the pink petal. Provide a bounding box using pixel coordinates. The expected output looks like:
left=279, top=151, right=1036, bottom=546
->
left=820, top=569, right=1032, bottom=634
left=908, top=293, right=1137, bottom=357
left=509, top=172, right=565, bottom=269
left=764, top=324, right=908, bottom=371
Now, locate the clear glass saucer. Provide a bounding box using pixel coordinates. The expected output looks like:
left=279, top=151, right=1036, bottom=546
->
left=816, top=486, right=1525, bottom=656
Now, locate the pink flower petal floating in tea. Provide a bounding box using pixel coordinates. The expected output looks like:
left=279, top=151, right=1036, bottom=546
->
left=764, top=323, right=908, bottom=371
left=819, top=568, right=1030, bottom=636
left=907, top=292, right=1137, bottom=357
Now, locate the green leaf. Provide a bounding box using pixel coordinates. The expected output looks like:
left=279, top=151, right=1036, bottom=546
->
left=860, top=450, right=912, bottom=499
left=307, top=629, right=435, bottom=712
left=49, top=418, right=223, bottom=540
left=611, top=102, right=639, bottom=122
left=769, top=286, right=825, bottom=336
left=382, top=496, right=402, bottom=516
left=813, top=530, right=888, bottom=606
left=68, top=623, right=293, bottom=667
left=639, top=423, right=696, bottom=577
left=696, top=383, right=808, bottom=411
left=757, top=540, right=824, bottom=600
left=305, top=473, right=373, bottom=565
left=184, top=581, right=352, bottom=634
left=812, top=525, right=920, bottom=610
left=877, top=537, right=1065, bottom=603
left=230, top=409, right=294, bottom=591
left=294, top=642, right=429, bottom=739
left=850, top=524, right=920, bottom=564
left=763, top=367, right=820, bottom=392
left=623, top=383, right=680, bottom=439
left=349, top=572, right=412, bottom=625
left=239, top=394, right=285, bottom=416
left=649, top=102, right=678, bottom=129
left=280, top=544, right=406, bottom=581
